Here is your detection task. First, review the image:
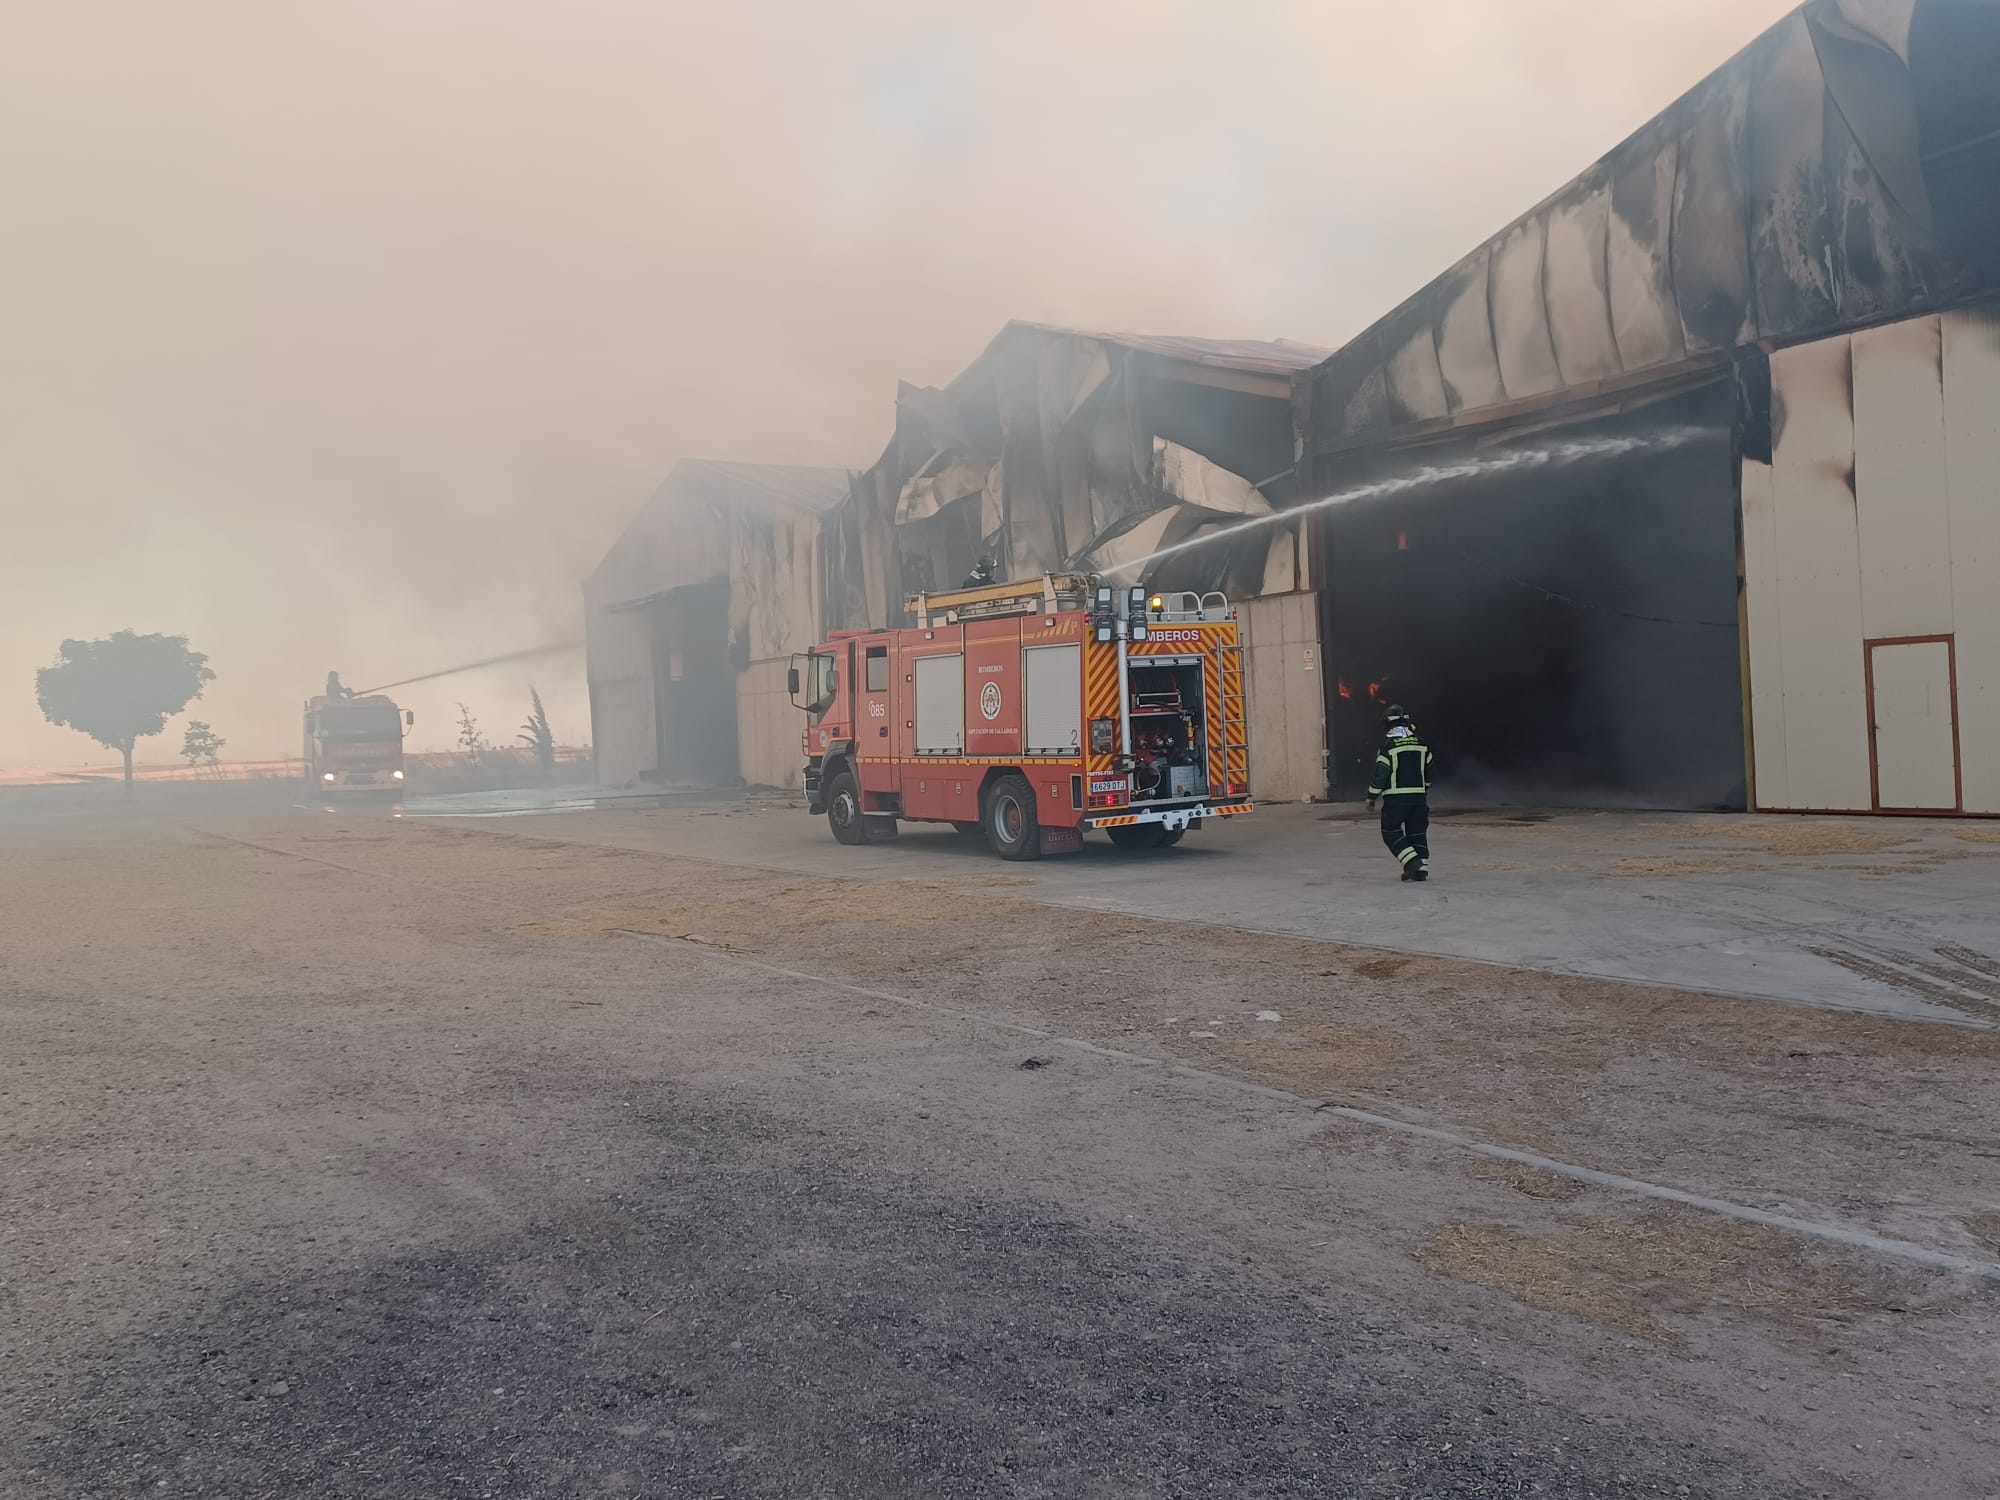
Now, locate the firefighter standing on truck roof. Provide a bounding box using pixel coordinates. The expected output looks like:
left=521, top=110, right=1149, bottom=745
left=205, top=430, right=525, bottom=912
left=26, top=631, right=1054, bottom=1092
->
left=961, top=555, right=997, bottom=588
left=1366, top=705, right=1434, bottom=882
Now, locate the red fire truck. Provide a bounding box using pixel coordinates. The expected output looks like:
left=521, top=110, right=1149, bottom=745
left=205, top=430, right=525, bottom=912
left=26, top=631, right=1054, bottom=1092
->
left=303, top=693, right=413, bottom=795
left=791, top=574, right=1251, bottom=859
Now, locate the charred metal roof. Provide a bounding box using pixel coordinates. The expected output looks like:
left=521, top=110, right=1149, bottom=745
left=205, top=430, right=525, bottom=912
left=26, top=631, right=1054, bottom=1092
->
left=1301, top=0, right=2000, bottom=457
left=1002, top=321, right=1333, bottom=377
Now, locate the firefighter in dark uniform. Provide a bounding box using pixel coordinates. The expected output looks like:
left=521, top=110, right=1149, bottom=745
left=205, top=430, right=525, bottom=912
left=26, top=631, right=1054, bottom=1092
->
left=962, top=555, right=997, bottom=588
left=1366, top=704, right=1435, bottom=881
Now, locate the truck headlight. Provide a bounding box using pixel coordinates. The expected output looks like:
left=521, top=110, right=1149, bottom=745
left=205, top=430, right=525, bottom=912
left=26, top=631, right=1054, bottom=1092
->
left=391, top=770, right=405, bottom=781
left=322, top=772, right=337, bottom=782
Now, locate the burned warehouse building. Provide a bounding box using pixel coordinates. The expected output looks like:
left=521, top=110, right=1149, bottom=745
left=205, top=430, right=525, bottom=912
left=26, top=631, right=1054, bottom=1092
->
left=584, top=461, right=851, bottom=792
left=588, top=321, right=1335, bottom=801
left=830, top=321, right=1333, bottom=801
left=589, top=0, right=1998, bottom=818
left=1296, top=0, right=2000, bottom=813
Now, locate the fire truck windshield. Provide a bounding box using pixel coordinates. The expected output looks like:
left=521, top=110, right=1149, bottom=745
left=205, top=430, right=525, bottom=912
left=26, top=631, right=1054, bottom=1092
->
left=317, top=704, right=402, bottom=741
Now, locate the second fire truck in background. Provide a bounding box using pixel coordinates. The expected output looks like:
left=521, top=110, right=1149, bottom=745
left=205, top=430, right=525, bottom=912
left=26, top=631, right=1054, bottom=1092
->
left=304, top=693, right=413, bottom=795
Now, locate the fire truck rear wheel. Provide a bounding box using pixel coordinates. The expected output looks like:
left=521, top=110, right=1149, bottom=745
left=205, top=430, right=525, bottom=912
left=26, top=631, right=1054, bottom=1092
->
left=983, top=773, right=1041, bottom=862
left=1158, top=829, right=1185, bottom=848
left=1106, top=824, right=1167, bottom=852
left=825, top=766, right=870, bottom=846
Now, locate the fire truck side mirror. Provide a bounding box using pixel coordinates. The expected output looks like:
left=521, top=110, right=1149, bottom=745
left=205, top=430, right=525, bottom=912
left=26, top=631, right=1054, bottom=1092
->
left=787, top=666, right=801, bottom=697
left=405, top=710, right=415, bottom=728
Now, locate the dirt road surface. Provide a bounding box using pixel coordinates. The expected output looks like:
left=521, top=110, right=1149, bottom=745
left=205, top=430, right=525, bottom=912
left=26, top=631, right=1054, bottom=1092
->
left=4, top=796, right=1998, bottom=1497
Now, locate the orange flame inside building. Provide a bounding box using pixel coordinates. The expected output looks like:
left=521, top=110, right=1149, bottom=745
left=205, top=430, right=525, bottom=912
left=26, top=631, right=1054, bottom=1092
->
left=1337, top=679, right=1353, bottom=700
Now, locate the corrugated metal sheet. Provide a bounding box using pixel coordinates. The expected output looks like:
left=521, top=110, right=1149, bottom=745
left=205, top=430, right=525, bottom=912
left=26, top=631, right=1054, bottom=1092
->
left=1302, top=0, right=2000, bottom=457
left=1852, top=317, right=1952, bottom=641
left=1740, top=456, right=1790, bottom=809
left=1745, top=298, right=2000, bottom=813
left=1942, top=303, right=2000, bottom=813
left=1766, top=334, right=1873, bottom=811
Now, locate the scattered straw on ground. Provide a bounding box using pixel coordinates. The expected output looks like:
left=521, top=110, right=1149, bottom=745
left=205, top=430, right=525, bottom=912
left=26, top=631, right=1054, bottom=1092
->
left=1954, top=827, right=2000, bottom=845
left=1413, top=1207, right=1868, bottom=1348
left=1354, top=956, right=1415, bottom=980
left=1217, top=1023, right=1407, bottom=1094
left=514, top=875, right=1034, bottom=943
left=1966, top=1214, right=2000, bottom=1255
left=1610, top=857, right=1737, bottom=878
left=1673, top=822, right=1914, bottom=857
left=1464, top=1160, right=1589, bottom=1203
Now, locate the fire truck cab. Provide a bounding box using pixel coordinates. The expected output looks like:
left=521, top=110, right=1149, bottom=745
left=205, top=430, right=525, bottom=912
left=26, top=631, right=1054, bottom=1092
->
left=304, top=693, right=413, bottom=795
left=791, top=573, right=1251, bottom=860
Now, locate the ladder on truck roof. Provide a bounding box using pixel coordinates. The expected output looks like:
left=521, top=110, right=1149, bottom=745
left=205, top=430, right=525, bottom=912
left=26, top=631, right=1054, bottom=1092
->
left=907, top=572, right=1094, bottom=628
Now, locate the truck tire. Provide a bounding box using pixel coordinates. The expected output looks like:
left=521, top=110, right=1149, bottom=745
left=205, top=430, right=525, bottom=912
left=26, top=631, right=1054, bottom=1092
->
left=984, top=774, right=1041, bottom=862
left=1106, top=824, right=1166, bottom=852
left=824, top=766, right=870, bottom=846
left=1158, top=829, right=1185, bottom=848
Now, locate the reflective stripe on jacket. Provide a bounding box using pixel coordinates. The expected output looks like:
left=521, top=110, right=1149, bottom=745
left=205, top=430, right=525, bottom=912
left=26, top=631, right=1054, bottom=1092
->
left=1368, top=738, right=1433, bottom=798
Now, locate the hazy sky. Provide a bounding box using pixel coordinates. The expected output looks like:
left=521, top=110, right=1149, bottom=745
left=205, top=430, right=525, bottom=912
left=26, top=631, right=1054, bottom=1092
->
left=0, top=0, right=1796, bottom=766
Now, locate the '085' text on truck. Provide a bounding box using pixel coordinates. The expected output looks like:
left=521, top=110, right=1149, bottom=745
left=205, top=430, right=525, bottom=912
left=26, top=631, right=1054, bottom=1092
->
left=790, top=574, right=1251, bottom=859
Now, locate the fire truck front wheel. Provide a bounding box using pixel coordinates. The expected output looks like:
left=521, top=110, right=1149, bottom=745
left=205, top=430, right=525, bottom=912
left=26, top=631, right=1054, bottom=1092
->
left=824, top=766, right=870, bottom=846
left=983, top=773, right=1041, bottom=862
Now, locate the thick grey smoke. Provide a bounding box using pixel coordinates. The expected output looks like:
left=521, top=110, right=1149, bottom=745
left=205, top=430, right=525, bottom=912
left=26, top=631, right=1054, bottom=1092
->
left=0, top=0, right=1795, bottom=766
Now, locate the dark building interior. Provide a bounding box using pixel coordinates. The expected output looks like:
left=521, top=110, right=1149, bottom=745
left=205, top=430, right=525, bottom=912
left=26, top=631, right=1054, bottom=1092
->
left=648, top=578, right=740, bottom=788
left=1314, top=386, right=1747, bottom=810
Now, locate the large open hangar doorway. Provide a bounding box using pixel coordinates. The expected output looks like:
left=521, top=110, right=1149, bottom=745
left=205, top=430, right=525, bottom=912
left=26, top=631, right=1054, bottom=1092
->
left=1313, top=385, right=1747, bottom=808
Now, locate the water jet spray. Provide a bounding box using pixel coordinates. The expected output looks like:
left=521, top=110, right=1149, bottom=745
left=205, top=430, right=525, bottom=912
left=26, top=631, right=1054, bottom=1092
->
left=1102, top=428, right=1707, bottom=577
left=358, top=640, right=583, bottom=695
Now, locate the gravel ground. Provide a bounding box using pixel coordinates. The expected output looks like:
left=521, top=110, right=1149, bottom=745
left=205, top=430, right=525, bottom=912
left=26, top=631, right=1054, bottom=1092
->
left=4, top=799, right=1998, bottom=1497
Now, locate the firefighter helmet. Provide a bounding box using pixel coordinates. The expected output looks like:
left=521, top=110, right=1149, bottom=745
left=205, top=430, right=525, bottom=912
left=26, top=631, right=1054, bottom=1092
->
left=1382, top=704, right=1412, bottom=726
